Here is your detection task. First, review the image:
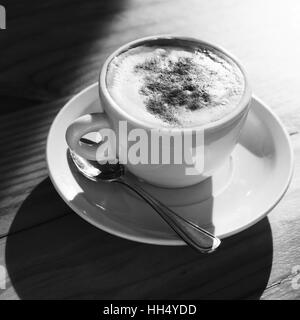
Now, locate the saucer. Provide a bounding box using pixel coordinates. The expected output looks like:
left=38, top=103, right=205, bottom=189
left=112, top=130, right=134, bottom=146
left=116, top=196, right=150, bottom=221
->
left=46, top=83, right=293, bottom=245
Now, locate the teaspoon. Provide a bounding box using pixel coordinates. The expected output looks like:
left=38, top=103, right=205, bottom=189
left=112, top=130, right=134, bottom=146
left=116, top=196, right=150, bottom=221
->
left=70, top=150, right=221, bottom=253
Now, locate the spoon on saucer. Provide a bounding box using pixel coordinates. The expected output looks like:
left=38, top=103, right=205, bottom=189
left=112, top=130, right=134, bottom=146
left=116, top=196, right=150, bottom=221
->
left=70, top=150, right=221, bottom=253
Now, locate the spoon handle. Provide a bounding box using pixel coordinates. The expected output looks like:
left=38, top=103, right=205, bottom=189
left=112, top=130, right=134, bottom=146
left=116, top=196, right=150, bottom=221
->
left=115, top=179, right=221, bottom=253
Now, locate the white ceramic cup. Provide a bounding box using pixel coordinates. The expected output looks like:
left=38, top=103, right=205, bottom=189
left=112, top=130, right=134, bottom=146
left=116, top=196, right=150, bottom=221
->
left=66, top=35, right=252, bottom=188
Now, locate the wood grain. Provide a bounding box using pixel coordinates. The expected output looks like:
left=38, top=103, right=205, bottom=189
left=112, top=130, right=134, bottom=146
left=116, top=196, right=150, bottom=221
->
left=0, top=0, right=300, bottom=299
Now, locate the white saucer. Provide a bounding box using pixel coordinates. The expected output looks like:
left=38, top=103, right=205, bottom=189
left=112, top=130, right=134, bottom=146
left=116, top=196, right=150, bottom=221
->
left=46, top=83, right=294, bottom=245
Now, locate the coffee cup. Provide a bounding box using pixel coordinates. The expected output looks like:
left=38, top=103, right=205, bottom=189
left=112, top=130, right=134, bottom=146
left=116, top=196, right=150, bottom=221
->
left=66, top=35, right=251, bottom=188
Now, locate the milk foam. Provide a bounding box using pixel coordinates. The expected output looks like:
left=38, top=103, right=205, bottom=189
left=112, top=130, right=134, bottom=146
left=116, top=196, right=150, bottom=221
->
left=106, top=45, right=245, bottom=127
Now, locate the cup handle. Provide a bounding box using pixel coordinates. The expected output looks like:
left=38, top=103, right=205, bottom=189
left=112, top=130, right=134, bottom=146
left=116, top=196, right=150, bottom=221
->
left=65, top=113, right=111, bottom=161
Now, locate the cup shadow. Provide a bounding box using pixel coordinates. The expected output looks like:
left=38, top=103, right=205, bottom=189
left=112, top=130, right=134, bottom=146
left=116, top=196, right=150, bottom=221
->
left=5, top=177, right=273, bottom=300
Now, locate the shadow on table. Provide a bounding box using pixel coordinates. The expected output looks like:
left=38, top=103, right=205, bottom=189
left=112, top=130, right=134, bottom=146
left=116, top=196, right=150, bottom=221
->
left=0, top=0, right=129, bottom=114
left=5, top=177, right=273, bottom=300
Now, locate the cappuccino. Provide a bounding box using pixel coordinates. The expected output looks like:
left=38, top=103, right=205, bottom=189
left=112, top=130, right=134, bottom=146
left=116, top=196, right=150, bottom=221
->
left=106, top=43, right=245, bottom=127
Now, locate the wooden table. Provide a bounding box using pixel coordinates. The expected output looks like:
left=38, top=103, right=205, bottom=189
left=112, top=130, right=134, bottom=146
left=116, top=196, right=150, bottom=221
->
left=0, top=0, right=299, bottom=300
